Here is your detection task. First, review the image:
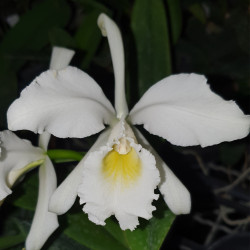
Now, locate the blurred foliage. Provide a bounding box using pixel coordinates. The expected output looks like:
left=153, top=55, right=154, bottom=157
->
left=0, top=0, right=249, bottom=249
left=0, top=0, right=70, bottom=127
left=131, top=0, right=171, bottom=95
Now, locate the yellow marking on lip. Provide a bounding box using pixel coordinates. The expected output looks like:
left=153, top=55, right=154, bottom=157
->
left=102, top=147, right=141, bottom=187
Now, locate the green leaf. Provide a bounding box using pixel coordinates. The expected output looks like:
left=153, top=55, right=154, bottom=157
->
left=49, top=27, right=76, bottom=48
left=13, top=172, right=38, bottom=211
left=124, top=198, right=175, bottom=250
left=0, top=234, right=26, bottom=250
left=131, top=0, right=172, bottom=96
left=166, top=0, right=182, bottom=44
left=74, top=10, right=102, bottom=69
left=46, top=235, right=90, bottom=250
left=104, top=219, right=129, bottom=248
left=0, top=207, right=33, bottom=250
left=64, top=213, right=128, bottom=250
left=188, top=3, right=207, bottom=24
left=64, top=198, right=175, bottom=250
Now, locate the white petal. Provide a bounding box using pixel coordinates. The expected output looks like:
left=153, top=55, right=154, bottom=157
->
left=37, top=47, right=74, bottom=149
left=49, top=129, right=111, bottom=215
left=7, top=66, right=115, bottom=138
left=49, top=46, right=75, bottom=70
left=98, top=14, right=128, bottom=118
left=78, top=123, right=160, bottom=231
left=26, top=157, right=58, bottom=250
left=134, top=128, right=191, bottom=214
left=0, top=176, right=11, bottom=201
left=0, top=131, right=44, bottom=200
left=130, top=74, right=250, bottom=147
left=6, top=14, right=19, bottom=27
left=158, top=165, right=191, bottom=214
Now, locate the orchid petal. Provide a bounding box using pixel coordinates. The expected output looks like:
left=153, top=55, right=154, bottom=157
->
left=0, top=131, right=44, bottom=200
left=130, top=74, right=250, bottom=147
left=98, top=14, right=128, bottom=118
left=49, top=46, right=75, bottom=70
left=37, top=47, right=75, bottom=149
left=134, top=128, right=191, bottom=214
left=25, top=157, right=58, bottom=250
left=49, top=129, right=111, bottom=215
left=158, top=164, right=191, bottom=214
left=78, top=122, right=160, bottom=230
left=7, top=66, right=115, bottom=138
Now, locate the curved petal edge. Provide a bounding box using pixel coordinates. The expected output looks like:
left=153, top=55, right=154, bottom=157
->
left=134, top=128, right=191, bottom=214
left=130, top=73, right=250, bottom=147
left=7, top=66, right=115, bottom=138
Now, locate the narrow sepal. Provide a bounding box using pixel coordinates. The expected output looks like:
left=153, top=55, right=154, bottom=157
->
left=134, top=128, right=191, bottom=214
left=25, top=157, right=58, bottom=250
left=49, top=129, right=112, bottom=215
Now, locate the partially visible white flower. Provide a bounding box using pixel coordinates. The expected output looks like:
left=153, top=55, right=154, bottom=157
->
left=25, top=131, right=58, bottom=250
left=1, top=47, right=75, bottom=250
left=0, top=130, right=44, bottom=201
left=7, top=14, right=250, bottom=231
left=6, top=14, right=19, bottom=27
left=0, top=130, right=58, bottom=250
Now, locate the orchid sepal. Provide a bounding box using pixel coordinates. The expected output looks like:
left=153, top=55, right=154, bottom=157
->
left=98, top=13, right=128, bottom=119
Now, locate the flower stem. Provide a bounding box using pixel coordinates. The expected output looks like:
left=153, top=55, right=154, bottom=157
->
left=46, top=149, right=84, bottom=162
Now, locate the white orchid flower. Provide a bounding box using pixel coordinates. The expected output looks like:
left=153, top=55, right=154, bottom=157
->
left=7, top=14, right=250, bottom=231
left=1, top=47, right=75, bottom=249
left=0, top=130, right=44, bottom=202
left=0, top=130, right=58, bottom=250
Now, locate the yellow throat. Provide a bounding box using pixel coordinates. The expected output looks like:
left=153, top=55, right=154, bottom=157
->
left=102, top=138, right=141, bottom=187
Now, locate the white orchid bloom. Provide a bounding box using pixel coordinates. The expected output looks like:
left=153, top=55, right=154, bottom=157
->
left=7, top=14, right=250, bottom=231
left=0, top=130, right=44, bottom=202
left=0, top=130, right=58, bottom=250
left=1, top=47, right=75, bottom=249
